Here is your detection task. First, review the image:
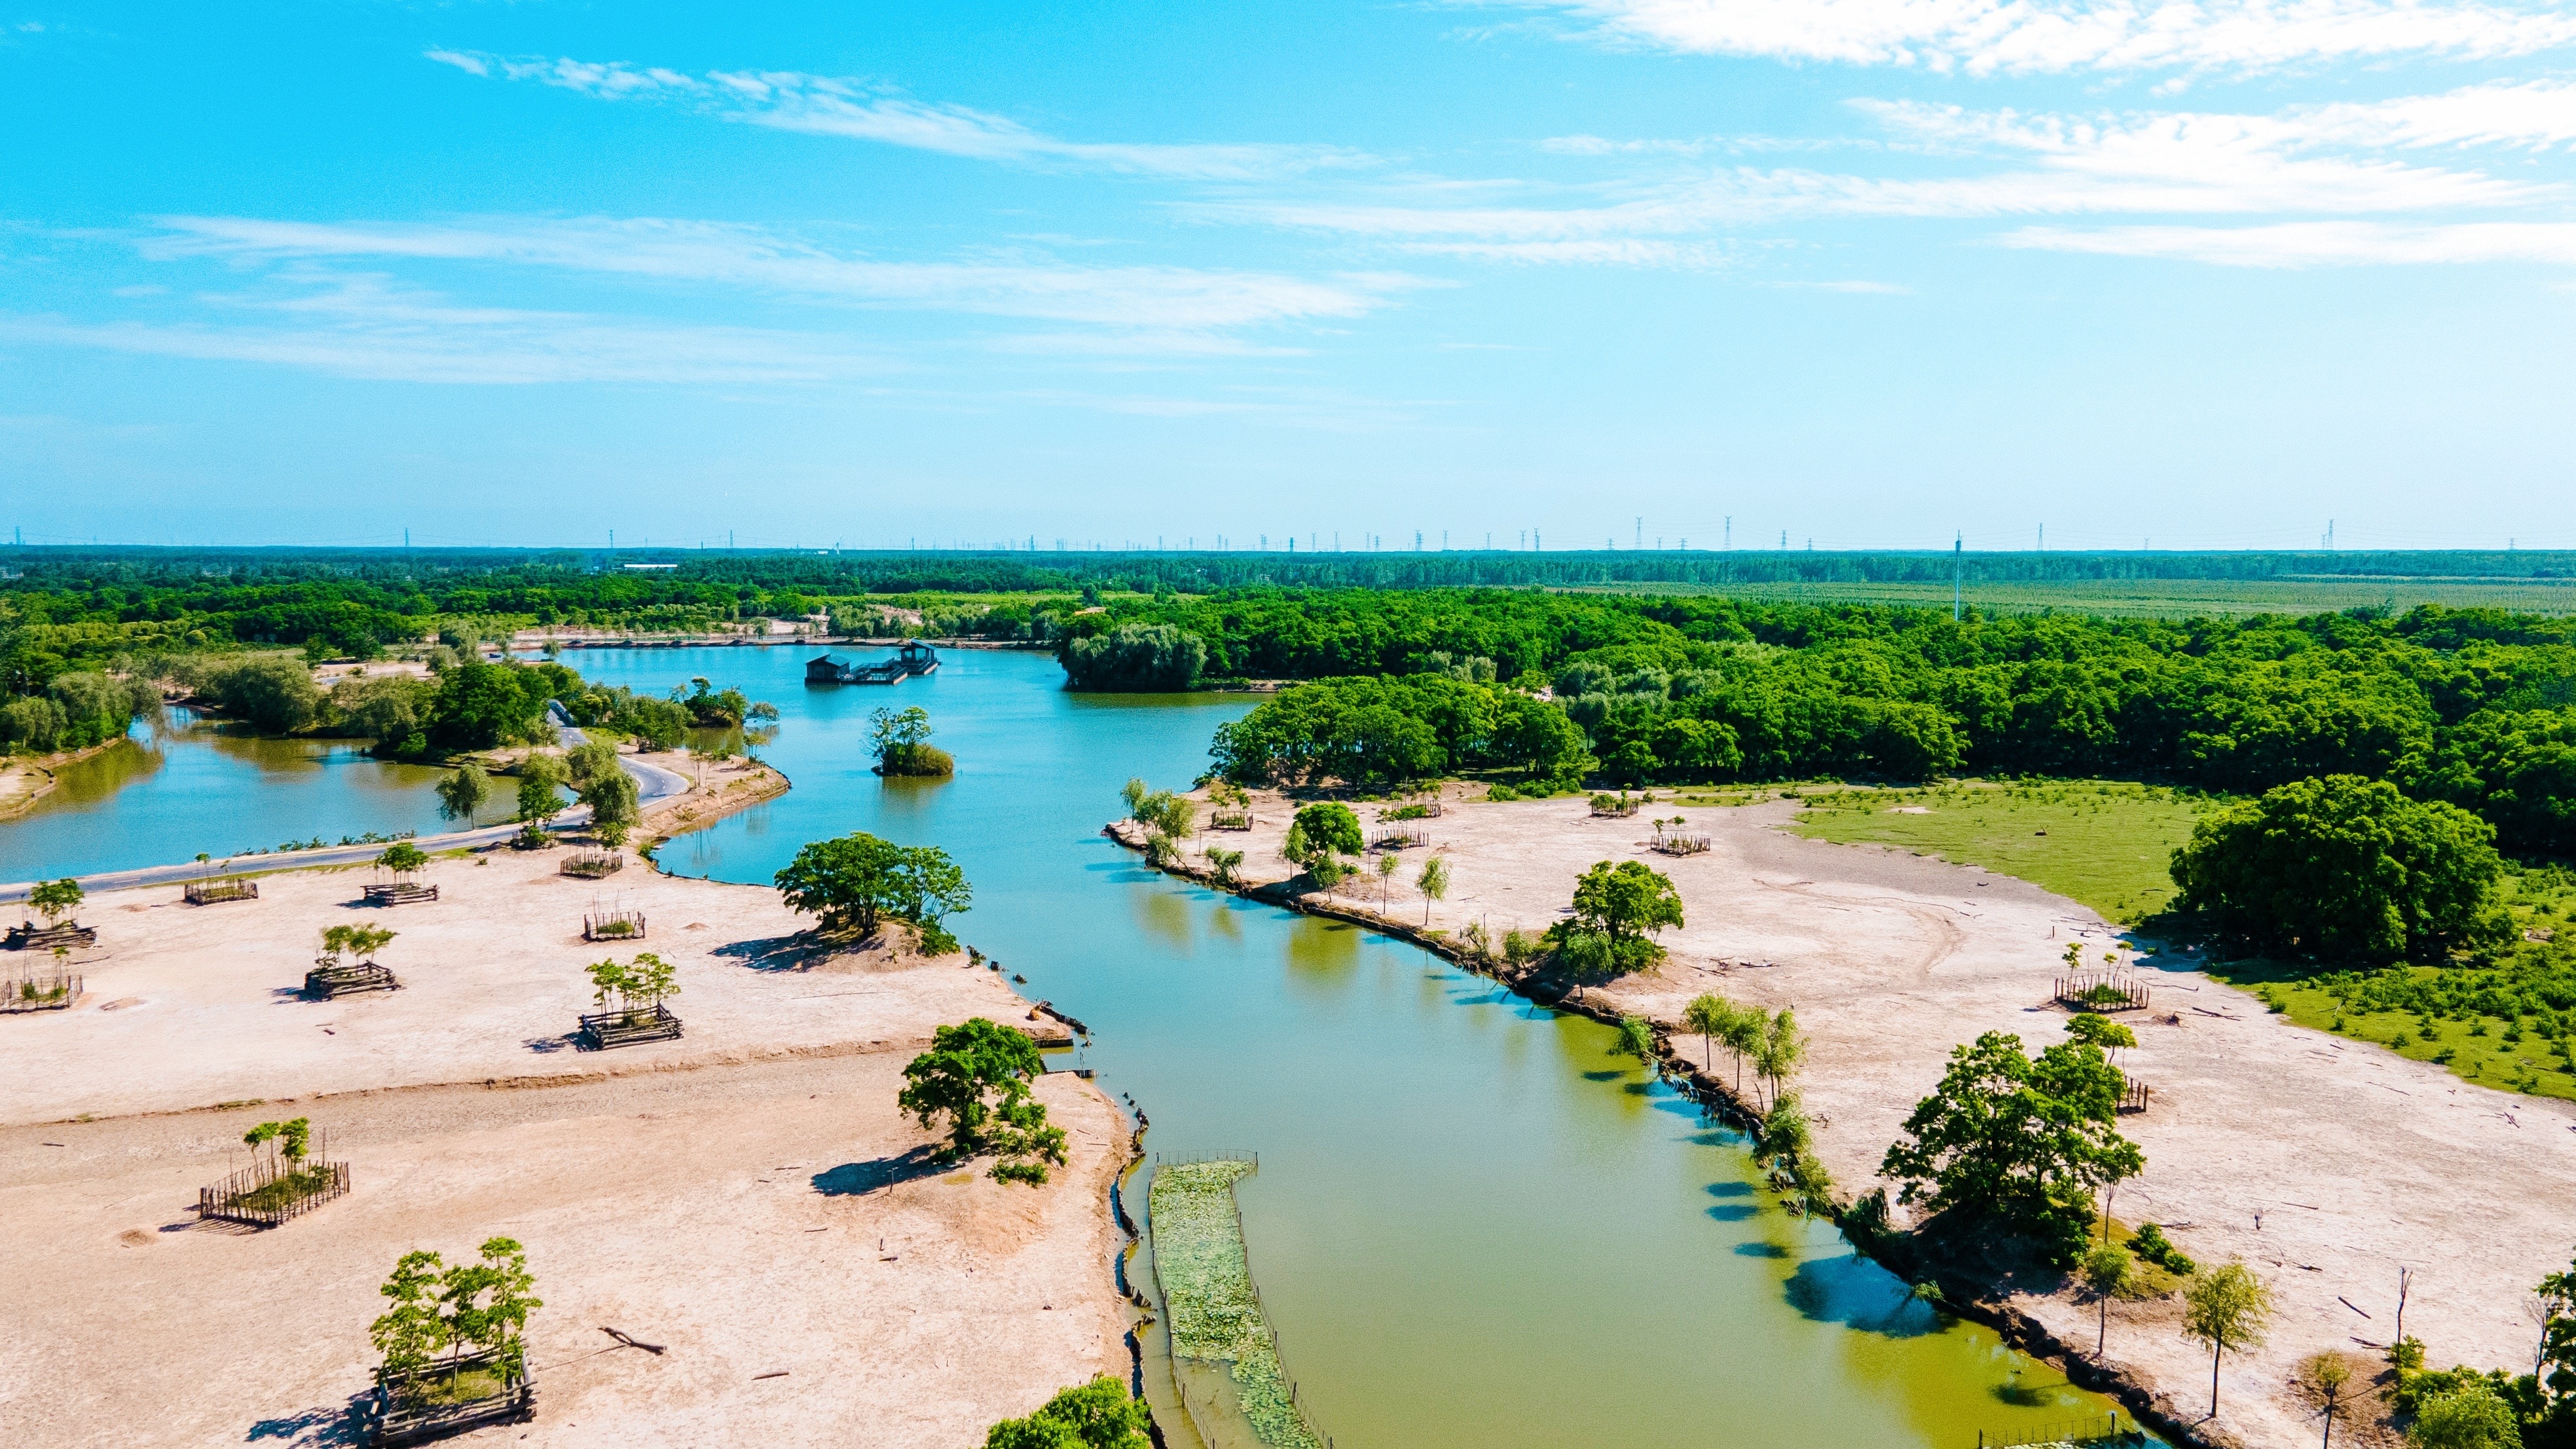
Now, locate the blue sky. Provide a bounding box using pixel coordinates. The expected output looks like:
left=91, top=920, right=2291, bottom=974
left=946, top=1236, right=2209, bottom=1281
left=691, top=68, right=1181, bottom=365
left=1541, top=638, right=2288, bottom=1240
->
left=6, top=1, right=2576, bottom=551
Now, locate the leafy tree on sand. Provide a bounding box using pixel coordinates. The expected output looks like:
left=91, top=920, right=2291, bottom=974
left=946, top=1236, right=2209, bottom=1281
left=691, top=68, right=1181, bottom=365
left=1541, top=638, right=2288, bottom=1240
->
left=2064, top=1014, right=2138, bottom=1053
left=369, top=1238, right=542, bottom=1401
left=1878, top=1031, right=2143, bottom=1265
left=900, top=1018, right=1069, bottom=1185
left=1283, top=801, right=1363, bottom=892
left=983, top=1376, right=1153, bottom=1448
left=2406, top=1381, right=2522, bottom=1448
left=1682, top=994, right=1730, bottom=1074
left=774, top=832, right=973, bottom=953
left=2078, top=1239, right=2137, bottom=1359
left=435, top=763, right=490, bottom=822
left=376, top=842, right=428, bottom=875
left=2171, top=774, right=2512, bottom=961
left=1061, top=622, right=1207, bottom=691
left=871, top=706, right=955, bottom=777
left=28, top=877, right=82, bottom=927
left=2182, top=1261, right=2275, bottom=1418
left=1544, top=859, right=1684, bottom=978
left=1416, top=854, right=1449, bottom=925
left=1754, top=1008, right=1808, bottom=1111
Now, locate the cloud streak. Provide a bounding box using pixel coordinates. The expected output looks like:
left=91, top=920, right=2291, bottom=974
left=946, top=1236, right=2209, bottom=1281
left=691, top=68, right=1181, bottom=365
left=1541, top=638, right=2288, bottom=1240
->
left=1510, top=0, right=2576, bottom=76
left=2000, top=219, right=2576, bottom=265
left=428, top=50, right=1369, bottom=180
left=142, top=215, right=1416, bottom=331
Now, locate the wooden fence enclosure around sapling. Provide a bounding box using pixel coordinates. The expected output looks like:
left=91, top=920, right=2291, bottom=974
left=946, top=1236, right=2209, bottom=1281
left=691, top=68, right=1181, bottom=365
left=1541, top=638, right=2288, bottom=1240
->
left=582, top=909, right=646, bottom=942
left=1369, top=828, right=1428, bottom=851
left=1207, top=809, right=1254, bottom=832
left=578, top=1002, right=682, bottom=1050
left=184, top=877, right=259, bottom=905
left=197, top=1130, right=350, bottom=1228
left=3, top=963, right=81, bottom=1013
left=361, top=880, right=439, bottom=906
left=2055, top=971, right=2150, bottom=1014
left=359, top=1349, right=536, bottom=1447
left=560, top=851, right=623, bottom=880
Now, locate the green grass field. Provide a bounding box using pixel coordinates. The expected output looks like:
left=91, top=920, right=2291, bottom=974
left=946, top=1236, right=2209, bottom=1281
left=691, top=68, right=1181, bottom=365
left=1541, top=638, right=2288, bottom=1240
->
left=1765, top=780, right=2212, bottom=923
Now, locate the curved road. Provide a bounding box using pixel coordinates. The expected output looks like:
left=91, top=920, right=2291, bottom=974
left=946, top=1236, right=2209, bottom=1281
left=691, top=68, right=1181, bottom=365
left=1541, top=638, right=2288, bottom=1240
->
left=0, top=733, right=693, bottom=903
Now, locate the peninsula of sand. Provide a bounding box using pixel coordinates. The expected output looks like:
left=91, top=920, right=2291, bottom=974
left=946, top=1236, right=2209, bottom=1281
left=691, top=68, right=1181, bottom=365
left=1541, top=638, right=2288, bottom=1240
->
left=0, top=847, right=1131, bottom=1448
left=1114, top=788, right=2576, bottom=1449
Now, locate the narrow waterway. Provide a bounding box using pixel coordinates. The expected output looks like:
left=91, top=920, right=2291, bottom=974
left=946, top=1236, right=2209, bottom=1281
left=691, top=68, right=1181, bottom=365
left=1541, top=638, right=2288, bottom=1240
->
left=0, top=644, right=2136, bottom=1446
left=570, top=644, right=2134, bottom=1449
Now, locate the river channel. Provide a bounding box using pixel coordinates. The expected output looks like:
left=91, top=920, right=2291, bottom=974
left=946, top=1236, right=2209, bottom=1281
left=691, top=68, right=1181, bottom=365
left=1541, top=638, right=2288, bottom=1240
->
left=5, top=644, right=2135, bottom=1447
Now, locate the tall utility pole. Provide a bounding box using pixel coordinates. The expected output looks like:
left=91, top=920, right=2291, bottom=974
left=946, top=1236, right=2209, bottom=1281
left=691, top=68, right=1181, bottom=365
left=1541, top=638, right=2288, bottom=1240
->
left=1953, top=532, right=1964, bottom=621
left=2037, top=523, right=2043, bottom=551
left=1635, top=517, right=1642, bottom=549
left=1724, top=517, right=1731, bottom=550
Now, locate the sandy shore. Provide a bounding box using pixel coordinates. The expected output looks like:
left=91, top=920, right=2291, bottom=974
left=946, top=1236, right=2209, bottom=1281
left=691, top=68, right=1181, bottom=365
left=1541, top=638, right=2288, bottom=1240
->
left=0, top=849, right=1130, bottom=1447
left=1150, top=788, right=2576, bottom=1448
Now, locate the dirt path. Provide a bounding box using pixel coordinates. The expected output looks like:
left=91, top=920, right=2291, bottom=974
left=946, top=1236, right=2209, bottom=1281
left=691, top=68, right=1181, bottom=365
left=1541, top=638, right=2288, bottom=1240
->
left=1161, top=789, right=2576, bottom=1448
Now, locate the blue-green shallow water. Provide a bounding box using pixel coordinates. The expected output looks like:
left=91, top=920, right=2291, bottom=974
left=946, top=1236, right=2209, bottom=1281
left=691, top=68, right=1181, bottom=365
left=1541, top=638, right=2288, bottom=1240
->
left=566, top=644, right=2135, bottom=1449
left=0, top=709, right=512, bottom=881
left=0, top=643, right=2139, bottom=1447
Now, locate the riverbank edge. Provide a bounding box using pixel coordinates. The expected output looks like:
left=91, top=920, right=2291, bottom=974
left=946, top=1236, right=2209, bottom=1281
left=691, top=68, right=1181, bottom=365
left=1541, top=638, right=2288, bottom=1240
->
left=1101, top=819, right=2239, bottom=1449
left=0, top=737, right=132, bottom=821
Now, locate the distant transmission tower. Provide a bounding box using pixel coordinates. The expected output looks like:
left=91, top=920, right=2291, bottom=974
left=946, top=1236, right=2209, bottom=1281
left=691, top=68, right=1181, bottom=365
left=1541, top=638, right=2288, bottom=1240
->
left=1953, top=532, right=1964, bottom=621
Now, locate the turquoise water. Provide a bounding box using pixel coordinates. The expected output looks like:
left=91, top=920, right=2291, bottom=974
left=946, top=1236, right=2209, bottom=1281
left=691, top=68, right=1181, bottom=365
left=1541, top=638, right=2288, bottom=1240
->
left=0, top=710, right=511, bottom=881
left=0, top=644, right=2135, bottom=1446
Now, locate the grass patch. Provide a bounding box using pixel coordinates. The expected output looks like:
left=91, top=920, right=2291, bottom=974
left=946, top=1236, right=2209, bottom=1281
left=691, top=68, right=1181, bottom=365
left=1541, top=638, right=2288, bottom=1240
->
left=1783, top=779, right=2212, bottom=923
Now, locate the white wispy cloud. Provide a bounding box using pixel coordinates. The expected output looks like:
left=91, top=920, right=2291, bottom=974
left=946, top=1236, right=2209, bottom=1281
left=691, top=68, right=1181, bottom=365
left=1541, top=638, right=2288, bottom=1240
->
left=1392, top=238, right=1740, bottom=265
left=1510, top=0, right=2576, bottom=76
left=141, top=215, right=1416, bottom=331
left=1998, top=219, right=2576, bottom=264
left=0, top=272, right=881, bottom=385
left=1205, top=80, right=2569, bottom=247
left=427, top=50, right=1368, bottom=180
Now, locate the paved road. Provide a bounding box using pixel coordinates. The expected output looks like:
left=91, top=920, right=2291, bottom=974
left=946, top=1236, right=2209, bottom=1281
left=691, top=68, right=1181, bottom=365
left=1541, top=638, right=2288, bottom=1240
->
left=0, top=743, right=695, bottom=902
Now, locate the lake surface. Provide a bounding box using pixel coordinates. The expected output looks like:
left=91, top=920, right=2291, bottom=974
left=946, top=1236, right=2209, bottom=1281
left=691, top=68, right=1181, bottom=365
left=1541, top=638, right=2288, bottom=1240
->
left=562, top=643, right=2136, bottom=1449
left=0, top=709, right=513, bottom=881
left=0, top=644, right=2137, bottom=1445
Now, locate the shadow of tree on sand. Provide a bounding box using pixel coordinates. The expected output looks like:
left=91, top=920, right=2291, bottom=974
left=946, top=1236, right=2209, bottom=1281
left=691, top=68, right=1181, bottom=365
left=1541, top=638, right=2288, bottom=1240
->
left=714, top=930, right=879, bottom=973
left=246, top=1395, right=366, bottom=1445
left=813, top=1144, right=948, bottom=1197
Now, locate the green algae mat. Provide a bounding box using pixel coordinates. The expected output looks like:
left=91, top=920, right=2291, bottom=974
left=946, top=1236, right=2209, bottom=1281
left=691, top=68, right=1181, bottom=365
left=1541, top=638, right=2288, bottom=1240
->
left=1150, top=1159, right=1322, bottom=1449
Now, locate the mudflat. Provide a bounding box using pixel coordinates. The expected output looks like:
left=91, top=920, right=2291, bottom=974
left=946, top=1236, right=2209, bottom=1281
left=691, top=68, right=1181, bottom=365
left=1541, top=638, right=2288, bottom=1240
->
left=0, top=849, right=1128, bottom=1448
left=1166, top=789, right=2576, bottom=1448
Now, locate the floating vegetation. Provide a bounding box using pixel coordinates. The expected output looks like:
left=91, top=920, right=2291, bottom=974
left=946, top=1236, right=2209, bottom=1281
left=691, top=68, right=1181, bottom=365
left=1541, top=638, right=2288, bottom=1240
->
left=1150, top=1158, right=1323, bottom=1449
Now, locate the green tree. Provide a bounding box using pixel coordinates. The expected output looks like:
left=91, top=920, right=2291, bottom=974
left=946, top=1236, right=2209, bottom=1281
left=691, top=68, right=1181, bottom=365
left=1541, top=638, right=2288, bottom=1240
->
left=2171, top=774, right=2512, bottom=960
left=1375, top=849, right=1401, bottom=908
left=1285, top=801, right=1363, bottom=890
left=1416, top=854, right=1450, bottom=925
left=370, top=1250, right=450, bottom=1381
left=438, top=1237, right=542, bottom=1378
left=1061, top=622, right=1206, bottom=691
left=2065, top=1014, right=2139, bottom=1052
left=2407, top=1382, right=2522, bottom=1448
left=1204, top=847, right=1245, bottom=887
left=436, top=763, right=490, bottom=822
left=1879, top=1031, right=2144, bottom=1264
left=28, top=877, right=82, bottom=927
left=578, top=765, right=640, bottom=847
left=377, top=842, right=428, bottom=875
left=1613, top=1014, right=1656, bottom=1065
left=1717, top=1002, right=1766, bottom=1097
left=774, top=832, right=972, bottom=949
left=244, top=1116, right=313, bottom=1171
left=2079, top=1240, right=2137, bottom=1358
left=2535, top=1249, right=2576, bottom=1426
left=1682, top=993, right=1731, bottom=1074
left=1754, top=1008, right=1808, bottom=1111
left=2307, top=1353, right=2353, bottom=1449
left=513, top=755, right=568, bottom=827
left=898, top=1018, right=1068, bottom=1184
left=984, top=1376, right=1152, bottom=1448
left=1547, top=858, right=1685, bottom=977
left=870, top=706, right=954, bottom=776
left=2183, top=1260, right=2275, bottom=1418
